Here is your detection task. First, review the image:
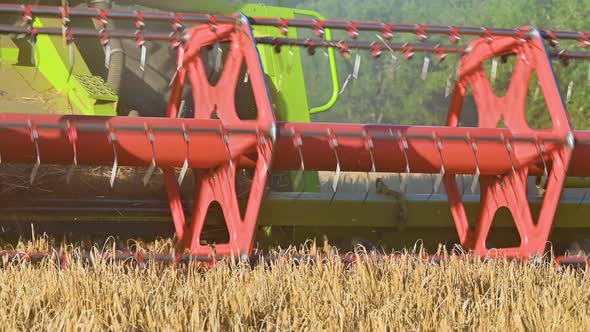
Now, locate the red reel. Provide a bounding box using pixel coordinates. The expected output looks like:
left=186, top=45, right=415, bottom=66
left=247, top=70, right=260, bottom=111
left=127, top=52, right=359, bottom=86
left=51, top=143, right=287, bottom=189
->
left=444, top=28, right=574, bottom=257
left=164, top=16, right=276, bottom=258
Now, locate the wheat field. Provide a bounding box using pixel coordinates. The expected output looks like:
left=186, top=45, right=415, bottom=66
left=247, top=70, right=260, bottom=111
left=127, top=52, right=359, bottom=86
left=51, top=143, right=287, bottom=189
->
left=0, top=240, right=589, bottom=331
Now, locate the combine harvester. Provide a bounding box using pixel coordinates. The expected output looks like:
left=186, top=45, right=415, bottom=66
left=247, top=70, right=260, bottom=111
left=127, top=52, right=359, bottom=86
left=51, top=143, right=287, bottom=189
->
left=1, top=0, right=590, bottom=265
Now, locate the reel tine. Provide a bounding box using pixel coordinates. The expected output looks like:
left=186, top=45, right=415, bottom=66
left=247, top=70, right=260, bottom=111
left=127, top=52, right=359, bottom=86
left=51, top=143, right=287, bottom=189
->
left=177, top=125, right=190, bottom=186
left=566, top=80, right=573, bottom=103
left=490, top=57, right=498, bottom=84
left=329, top=132, right=341, bottom=204
left=444, top=74, right=453, bottom=98
left=135, top=13, right=147, bottom=72
left=108, top=129, right=118, bottom=188
left=66, top=160, right=77, bottom=184
left=140, top=43, right=147, bottom=72
left=169, top=45, right=185, bottom=87
left=292, top=131, right=305, bottom=193
left=504, top=135, right=516, bottom=174
left=353, top=52, right=361, bottom=80
left=537, top=141, right=549, bottom=192
left=68, top=37, right=75, bottom=68
left=67, top=37, right=75, bottom=83
left=533, top=80, right=540, bottom=100
left=363, top=132, right=376, bottom=204
left=66, top=120, right=78, bottom=184
left=177, top=100, right=186, bottom=118
left=339, top=53, right=361, bottom=95
left=30, top=33, right=37, bottom=67
left=213, top=42, right=223, bottom=73
left=258, top=132, right=270, bottom=178
left=142, top=127, right=157, bottom=186
left=421, top=55, right=430, bottom=81
left=339, top=73, right=352, bottom=95
left=400, top=135, right=410, bottom=193
left=470, top=136, right=480, bottom=194
left=433, top=135, right=445, bottom=193
left=460, top=174, right=466, bottom=196
left=104, top=41, right=111, bottom=69
left=30, top=32, right=39, bottom=82
left=223, top=129, right=233, bottom=170
left=29, top=124, right=40, bottom=185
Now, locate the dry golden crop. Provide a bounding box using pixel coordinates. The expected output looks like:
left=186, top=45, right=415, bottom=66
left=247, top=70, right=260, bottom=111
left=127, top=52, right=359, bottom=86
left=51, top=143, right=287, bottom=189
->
left=0, top=240, right=589, bottom=331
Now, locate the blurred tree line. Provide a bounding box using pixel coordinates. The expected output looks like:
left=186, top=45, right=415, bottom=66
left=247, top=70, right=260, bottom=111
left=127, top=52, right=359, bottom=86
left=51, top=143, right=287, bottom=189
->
left=284, top=0, right=590, bottom=129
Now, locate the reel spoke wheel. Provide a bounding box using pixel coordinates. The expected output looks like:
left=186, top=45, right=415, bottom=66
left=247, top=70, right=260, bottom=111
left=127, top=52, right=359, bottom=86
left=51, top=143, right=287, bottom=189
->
left=163, top=16, right=276, bottom=258
left=444, top=28, right=574, bottom=257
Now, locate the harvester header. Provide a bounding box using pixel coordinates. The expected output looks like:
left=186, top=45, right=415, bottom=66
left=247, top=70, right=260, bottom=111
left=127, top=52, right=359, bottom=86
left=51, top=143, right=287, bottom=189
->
left=1, top=2, right=590, bottom=266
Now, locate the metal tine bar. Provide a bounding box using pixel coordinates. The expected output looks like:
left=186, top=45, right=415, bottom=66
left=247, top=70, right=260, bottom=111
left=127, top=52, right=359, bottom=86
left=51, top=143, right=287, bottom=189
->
left=270, top=37, right=467, bottom=56
left=4, top=24, right=590, bottom=62
left=177, top=125, right=190, bottom=186
left=272, top=39, right=590, bottom=61
left=4, top=4, right=590, bottom=44
left=142, top=127, right=157, bottom=186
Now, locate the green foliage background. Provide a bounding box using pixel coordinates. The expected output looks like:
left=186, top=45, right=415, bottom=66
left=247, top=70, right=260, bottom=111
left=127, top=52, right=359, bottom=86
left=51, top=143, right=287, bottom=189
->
left=280, top=0, right=590, bottom=129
